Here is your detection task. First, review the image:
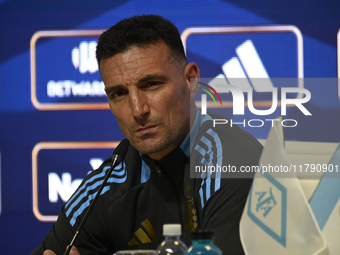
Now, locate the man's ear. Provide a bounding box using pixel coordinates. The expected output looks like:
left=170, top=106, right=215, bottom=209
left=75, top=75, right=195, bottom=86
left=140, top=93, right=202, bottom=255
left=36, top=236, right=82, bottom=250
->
left=184, top=62, right=200, bottom=99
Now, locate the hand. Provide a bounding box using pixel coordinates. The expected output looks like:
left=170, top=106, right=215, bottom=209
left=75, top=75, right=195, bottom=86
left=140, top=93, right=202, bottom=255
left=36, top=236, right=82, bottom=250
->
left=43, top=251, right=56, bottom=255
left=43, top=246, right=81, bottom=255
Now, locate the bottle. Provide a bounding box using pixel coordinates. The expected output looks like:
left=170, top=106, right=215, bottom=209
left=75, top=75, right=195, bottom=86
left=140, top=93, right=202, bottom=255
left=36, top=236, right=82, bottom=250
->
left=185, top=230, right=222, bottom=255
left=157, top=224, right=188, bottom=255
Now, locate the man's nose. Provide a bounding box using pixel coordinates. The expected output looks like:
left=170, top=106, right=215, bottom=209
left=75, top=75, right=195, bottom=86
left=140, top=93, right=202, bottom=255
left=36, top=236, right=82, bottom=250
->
left=129, top=91, right=150, bottom=119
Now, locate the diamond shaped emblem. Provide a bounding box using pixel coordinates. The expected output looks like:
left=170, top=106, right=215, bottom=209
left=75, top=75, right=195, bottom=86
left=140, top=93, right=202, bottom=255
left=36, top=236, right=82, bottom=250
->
left=247, top=172, right=287, bottom=247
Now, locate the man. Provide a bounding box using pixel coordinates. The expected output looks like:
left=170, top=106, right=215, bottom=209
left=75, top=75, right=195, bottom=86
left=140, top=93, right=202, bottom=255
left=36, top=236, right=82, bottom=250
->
left=32, top=14, right=262, bottom=255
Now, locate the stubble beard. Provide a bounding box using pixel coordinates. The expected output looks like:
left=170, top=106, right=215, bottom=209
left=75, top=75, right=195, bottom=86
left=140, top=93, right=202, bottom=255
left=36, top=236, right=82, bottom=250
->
left=126, top=114, right=190, bottom=157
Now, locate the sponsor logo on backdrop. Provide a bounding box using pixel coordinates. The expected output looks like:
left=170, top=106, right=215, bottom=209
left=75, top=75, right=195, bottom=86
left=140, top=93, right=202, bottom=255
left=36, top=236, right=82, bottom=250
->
left=209, top=40, right=274, bottom=92
left=71, top=41, right=98, bottom=74
left=181, top=26, right=308, bottom=127
left=48, top=157, right=104, bottom=203
left=31, top=30, right=110, bottom=110
left=47, top=41, right=105, bottom=98
left=32, top=142, right=118, bottom=222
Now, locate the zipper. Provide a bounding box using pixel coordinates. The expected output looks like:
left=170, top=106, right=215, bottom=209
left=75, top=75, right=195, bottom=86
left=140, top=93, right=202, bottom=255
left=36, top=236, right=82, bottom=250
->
left=158, top=165, right=184, bottom=228
left=156, top=165, right=162, bottom=176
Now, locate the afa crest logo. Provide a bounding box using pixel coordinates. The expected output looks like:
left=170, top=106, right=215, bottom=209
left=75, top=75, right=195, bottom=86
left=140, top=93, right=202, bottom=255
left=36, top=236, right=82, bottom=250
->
left=255, top=187, right=277, bottom=218
left=247, top=172, right=287, bottom=247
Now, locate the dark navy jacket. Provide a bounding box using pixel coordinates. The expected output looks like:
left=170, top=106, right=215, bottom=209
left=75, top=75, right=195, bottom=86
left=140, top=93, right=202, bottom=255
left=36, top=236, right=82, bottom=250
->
left=31, top=110, right=262, bottom=255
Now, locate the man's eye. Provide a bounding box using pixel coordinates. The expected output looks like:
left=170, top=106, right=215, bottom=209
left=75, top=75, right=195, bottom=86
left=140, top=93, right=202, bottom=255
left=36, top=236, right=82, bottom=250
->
left=115, top=91, right=125, bottom=96
left=146, top=81, right=161, bottom=87
left=111, top=90, right=126, bottom=99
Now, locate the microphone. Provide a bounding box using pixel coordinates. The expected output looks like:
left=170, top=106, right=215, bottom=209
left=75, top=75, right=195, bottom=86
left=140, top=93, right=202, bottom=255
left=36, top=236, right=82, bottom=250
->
left=64, top=139, right=130, bottom=255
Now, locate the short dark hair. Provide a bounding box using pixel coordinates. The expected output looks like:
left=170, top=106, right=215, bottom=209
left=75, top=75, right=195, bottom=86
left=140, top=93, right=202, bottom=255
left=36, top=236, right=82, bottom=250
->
left=96, top=14, right=187, bottom=67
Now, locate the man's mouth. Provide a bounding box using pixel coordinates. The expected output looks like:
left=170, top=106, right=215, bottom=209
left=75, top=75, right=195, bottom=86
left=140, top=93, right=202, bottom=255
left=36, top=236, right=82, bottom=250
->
left=135, top=125, right=158, bottom=136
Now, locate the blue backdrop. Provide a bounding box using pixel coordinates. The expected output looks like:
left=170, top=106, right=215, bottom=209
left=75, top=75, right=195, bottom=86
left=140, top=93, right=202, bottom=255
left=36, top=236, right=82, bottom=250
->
left=0, top=0, right=339, bottom=253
